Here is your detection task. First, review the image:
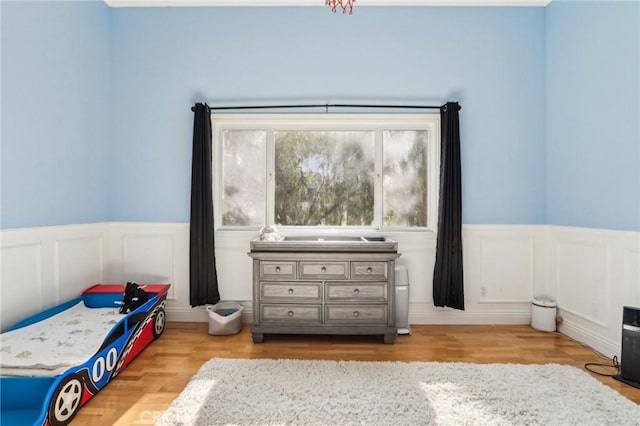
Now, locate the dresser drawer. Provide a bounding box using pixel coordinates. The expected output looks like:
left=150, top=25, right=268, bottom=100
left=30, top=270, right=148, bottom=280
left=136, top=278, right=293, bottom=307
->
left=260, top=261, right=297, bottom=280
left=351, top=262, right=388, bottom=280
left=325, top=283, right=387, bottom=302
left=260, top=282, right=322, bottom=302
left=324, top=304, right=388, bottom=323
left=261, top=304, right=322, bottom=323
left=299, top=261, right=349, bottom=280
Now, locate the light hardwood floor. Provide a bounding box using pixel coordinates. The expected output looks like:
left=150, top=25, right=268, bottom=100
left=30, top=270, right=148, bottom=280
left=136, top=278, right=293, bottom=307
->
left=72, top=323, right=640, bottom=425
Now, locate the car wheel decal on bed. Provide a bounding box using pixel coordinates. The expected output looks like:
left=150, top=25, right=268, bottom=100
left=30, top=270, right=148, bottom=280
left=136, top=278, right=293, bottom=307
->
left=49, top=374, right=83, bottom=426
left=114, top=301, right=165, bottom=374
left=153, top=308, right=166, bottom=338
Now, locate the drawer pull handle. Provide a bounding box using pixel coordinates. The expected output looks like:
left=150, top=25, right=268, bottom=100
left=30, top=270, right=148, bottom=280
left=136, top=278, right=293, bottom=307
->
left=288, top=288, right=294, bottom=294
left=275, top=266, right=281, bottom=272
left=353, top=311, right=360, bottom=317
left=288, top=310, right=294, bottom=317
left=353, top=288, right=360, bottom=295
left=366, top=267, right=373, bottom=273
left=321, top=266, right=327, bottom=273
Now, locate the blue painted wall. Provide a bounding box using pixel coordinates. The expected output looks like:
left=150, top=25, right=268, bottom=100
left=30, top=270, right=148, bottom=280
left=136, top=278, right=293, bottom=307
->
left=109, top=6, right=546, bottom=225
left=2, top=1, right=637, bottom=231
left=546, top=0, right=640, bottom=231
left=1, top=0, right=111, bottom=228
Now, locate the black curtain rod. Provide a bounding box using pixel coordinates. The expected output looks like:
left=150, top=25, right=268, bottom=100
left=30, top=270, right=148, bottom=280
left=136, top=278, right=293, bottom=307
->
left=190, top=103, right=460, bottom=112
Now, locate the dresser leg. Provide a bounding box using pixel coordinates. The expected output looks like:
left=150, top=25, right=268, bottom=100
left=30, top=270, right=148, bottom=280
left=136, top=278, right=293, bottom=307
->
left=383, top=333, right=396, bottom=344
left=252, top=333, right=264, bottom=343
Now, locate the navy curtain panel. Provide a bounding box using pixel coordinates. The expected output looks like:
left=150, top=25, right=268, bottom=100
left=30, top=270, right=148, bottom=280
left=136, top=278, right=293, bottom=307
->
left=432, top=102, right=464, bottom=310
left=190, top=103, right=220, bottom=307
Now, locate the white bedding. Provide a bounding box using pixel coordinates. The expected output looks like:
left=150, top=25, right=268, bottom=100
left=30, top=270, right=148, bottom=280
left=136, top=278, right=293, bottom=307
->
left=0, top=301, right=121, bottom=377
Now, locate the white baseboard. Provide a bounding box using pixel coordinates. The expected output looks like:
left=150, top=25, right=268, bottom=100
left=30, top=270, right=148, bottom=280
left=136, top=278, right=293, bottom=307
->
left=558, top=317, right=619, bottom=360
left=166, top=303, right=254, bottom=324
left=168, top=303, right=531, bottom=326
left=409, top=310, right=531, bottom=325
left=166, top=306, right=208, bottom=323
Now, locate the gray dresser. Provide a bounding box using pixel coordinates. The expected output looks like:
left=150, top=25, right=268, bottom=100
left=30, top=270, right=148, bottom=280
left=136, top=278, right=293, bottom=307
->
left=248, top=237, right=400, bottom=344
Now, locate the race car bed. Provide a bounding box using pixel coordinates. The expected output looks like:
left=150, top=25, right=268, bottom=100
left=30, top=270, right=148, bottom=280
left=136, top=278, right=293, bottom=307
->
left=0, top=283, right=170, bottom=426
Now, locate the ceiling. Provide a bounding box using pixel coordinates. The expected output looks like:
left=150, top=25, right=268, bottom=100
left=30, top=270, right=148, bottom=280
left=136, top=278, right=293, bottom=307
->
left=105, top=0, right=552, bottom=7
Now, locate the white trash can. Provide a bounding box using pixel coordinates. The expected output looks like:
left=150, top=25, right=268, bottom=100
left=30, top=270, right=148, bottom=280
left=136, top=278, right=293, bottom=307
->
left=206, top=302, right=244, bottom=335
left=531, top=297, right=557, bottom=332
left=394, top=265, right=411, bottom=335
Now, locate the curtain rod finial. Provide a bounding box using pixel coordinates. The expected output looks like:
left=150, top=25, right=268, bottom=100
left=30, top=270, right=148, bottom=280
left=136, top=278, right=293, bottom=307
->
left=441, top=102, right=462, bottom=112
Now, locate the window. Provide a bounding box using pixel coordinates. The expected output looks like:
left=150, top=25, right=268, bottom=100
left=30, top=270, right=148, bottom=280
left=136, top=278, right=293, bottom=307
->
left=274, top=130, right=375, bottom=227
left=213, top=114, right=440, bottom=231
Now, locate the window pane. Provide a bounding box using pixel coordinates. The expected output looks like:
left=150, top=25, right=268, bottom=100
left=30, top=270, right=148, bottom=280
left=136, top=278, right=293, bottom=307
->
left=222, top=130, right=266, bottom=226
left=383, top=130, right=429, bottom=227
left=275, top=131, right=375, bottom=226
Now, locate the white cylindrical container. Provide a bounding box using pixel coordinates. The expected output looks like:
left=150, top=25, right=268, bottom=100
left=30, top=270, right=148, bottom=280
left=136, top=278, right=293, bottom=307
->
left=531, top=297, right=557, bottom=332
left=394, top=265, right=411, bottom=335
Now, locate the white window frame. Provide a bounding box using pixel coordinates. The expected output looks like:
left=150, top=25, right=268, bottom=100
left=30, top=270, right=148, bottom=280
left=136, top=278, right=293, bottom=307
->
left=212, top=113, right=440, bottom=233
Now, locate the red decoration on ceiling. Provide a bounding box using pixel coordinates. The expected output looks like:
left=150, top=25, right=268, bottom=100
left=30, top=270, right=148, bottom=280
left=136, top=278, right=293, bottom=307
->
left=326, top=0, right=355, bottom=14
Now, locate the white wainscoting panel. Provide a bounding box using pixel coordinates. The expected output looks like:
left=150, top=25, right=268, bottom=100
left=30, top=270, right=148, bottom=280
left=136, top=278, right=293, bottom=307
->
left=550, top=226, right=640, bottom=358
left=1, top=242, right=43, bottom=330
left=123, top=235, right=175, bottom=290
left=387, top=225, right=544, bottom=325
left=0, top=224, right=108, bottom=332
left=2, top=222, right=637, bottom=358
left=55, top=236, right=104, bottom=304
left=113, top=225, right=542, bottom=326
left=215, top=232, right=255, bottom=302
left=105, top=223, right=251, bottom=322
left=479, top=236, right=534, bottom=303
left=556, top=239, right=609, bottom=327
left=393, top=234, right=437, bottom=306
left=106, top=223, right=188, bottom=306
left=622, top=246, right=640, bottom=309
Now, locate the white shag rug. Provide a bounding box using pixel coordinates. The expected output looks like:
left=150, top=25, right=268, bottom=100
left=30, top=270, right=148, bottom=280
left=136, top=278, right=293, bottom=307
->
left=157, top=358, right=640, bottom=426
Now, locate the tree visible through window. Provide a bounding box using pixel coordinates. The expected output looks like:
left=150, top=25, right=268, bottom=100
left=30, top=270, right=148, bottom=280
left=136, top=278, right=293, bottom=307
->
left=213, top=114, right=439, bottom=231
left=221, top=130, right=266, bottom=226
left=383, top=130, right=429, bottom=227
left=275, top=131, right=375, bottom=226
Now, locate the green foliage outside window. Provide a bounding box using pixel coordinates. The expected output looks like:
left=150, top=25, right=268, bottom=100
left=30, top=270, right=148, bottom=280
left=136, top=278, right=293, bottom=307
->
left=275, top=131, right=375, bottom=226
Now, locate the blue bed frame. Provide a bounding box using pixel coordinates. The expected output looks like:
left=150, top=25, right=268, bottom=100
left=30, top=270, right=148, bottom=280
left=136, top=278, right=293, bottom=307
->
left=0, top=284, right=170, bottom=426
